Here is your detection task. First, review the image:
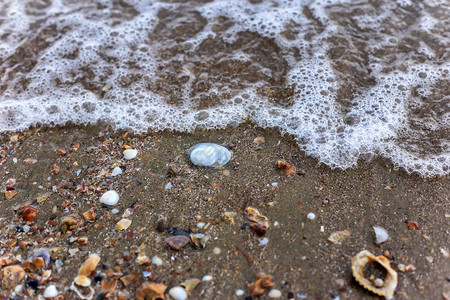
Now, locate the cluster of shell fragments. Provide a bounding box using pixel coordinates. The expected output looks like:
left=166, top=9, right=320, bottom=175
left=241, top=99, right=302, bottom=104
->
left=351, top=250, right=398, bottom=299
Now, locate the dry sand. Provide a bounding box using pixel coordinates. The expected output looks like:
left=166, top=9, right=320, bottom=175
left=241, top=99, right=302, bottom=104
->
left=0, top=124, right=449, bottom=299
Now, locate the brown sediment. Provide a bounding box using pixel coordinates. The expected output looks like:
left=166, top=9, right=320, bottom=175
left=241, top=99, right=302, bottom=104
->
left=0, top=124, right=448, bottom=299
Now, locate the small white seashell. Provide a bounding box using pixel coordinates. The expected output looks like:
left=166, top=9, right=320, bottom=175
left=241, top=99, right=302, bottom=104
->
left=268, top=289, right=282, bottom=298
left=213, top=247, right=221, bottom=255
left=168, top=286, right=187, bottom=300
left=100, top=190, right=119, bottom=205
left=202, top=275, right=213, bottom=282
left=116, top=219, right=131, bottom=230
left=123, top=149, right=137, bottom=160
left=373, top=226, right=389, bottom=244
left=112, top=167, right=122, bottom=176
left=152, top=255, right=163, bottom=266
left=307, top=212, right=316, bottom=220
left=197, top=222, right=206, bottom=228
left=259, top=237, right=269, bottom=246
left=74, top=275, right=91, bottom=287
left=44, top=284, right=59, bottom=298
left=188, top=143, right=231, bottom=167
left=235, top=289, right=245, bottom=296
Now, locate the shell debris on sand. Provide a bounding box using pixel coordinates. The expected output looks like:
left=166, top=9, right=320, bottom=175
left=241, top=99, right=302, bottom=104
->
left=123, top=149, right=138, bottom=160
left=351, top=250, right=397, bottom=298
left=373, top=226, right=389, bottom=244
left=100, top=190, right=119, bottom=205
left=188, top=143, right=231, bottom=167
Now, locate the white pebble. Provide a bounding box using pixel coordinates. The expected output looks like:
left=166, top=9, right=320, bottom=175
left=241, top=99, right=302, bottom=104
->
left=373, top=226, right=389, bottom=244
left=165, top=182, right=172, bottom=190
left=44, top=285, right=58, bottom=298
left=112, top=167, right=122, bottom=176
left=307, top=213, right=316, bottom=220
left=197, top=222, right=206, bottom=228
left=235, top=289, right=245, bottom=296
left=100, top=190, right=119, bottom=205
left=123, top=149, right=138, bottom=160
left=268, top=289, right=282, bottom=298
left=168, top=286, right=187, bottom=300
left=143, top=271, right=152, bottom=277
left=259, top=237, right=269, bottom=246
left=111, top=208, right=119, bottom=214
left=274, top=221, right=279, bottom=227
left=152, top=255, right=163, bottom=266
left=202, top=275, right=213, bottom=282
left=213, top=247, right=221, bottom=255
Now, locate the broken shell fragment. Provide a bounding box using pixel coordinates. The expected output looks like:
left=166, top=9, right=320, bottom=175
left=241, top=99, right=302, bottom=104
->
left=74, top=275, right=92, bottom=287
left=82, top=209, right=95, bottom=222
left=222, top=211, right=237, bottom=225
left=166, top=236, right=190, bottom=251
left=328, top=230, right=351, bottom=245
left=116, top=218, right=132, bottom=230
left=250, top=273, right=274, bottom=297
left=136, top=282, right=167, bottom=300
left=100, top=190, right=119, bottom=205
left=245, top=207, right=269, bottom=236
left=188, top=143, right=231, bottom=167
left=180, top=278, right=201, bottom=294
left=373, top=226, right=389, bottom=244
left=190, top=233, right=210, bottom=248
left=351, top=250, right=398, bottom=298
left=123, top=149, right=138, bottom=160
left=78, top=254, right=100, bottom=276
left=1, top=265, right=25, bottom=290
left=60, top=216, right=82, bottom=232
left=276, top=160, right=296, bottom=176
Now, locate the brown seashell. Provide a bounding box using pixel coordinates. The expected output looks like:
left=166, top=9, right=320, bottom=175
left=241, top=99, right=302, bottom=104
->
left=155, top=214, right=167, bottom=232
left=190, top=233, right=210, bottom=249
left=120, top=273, right=138, bottom=287
left=276, top=160, right=296, bottom=176
left=351, top=250, right=398, bottom=297
left=166, top=236, right=190, bottom=251
left=101, top=278, right=118, bottom=297
left=24, top=158, right=38, bottom=164
left=249, top=273, right=274, bottom=297
left=32, top=257, right=45, bottom=270
left=136, top=254, right=151, bottom=266
left=23, top=206, right=38, bottom=222
left=82, top=209, right=96, bottom=222
left=253, top=137, right=266, bottom=145
left=4, top=189, right=18, bottom=199
left=78, top=254, right=101, bottom=277
left=1, top=265, right=25, bottom=290
left=136, top=283, right=167, bottom=300
left=167, top=163, right=180, bottom=177
left=180, top=278, right=201, bottom=294
left=57, top=147, right=67, bottom=156
left=249, top=222, right=268, bottom=236
left=22, top=260, right=37, bottom=273
left=245, top=207, right=269, bottom=236
left=77, top=237, right=88, bottom=245
left=221, top=212, right=237, bottom=225
left=52, top=164, right=61, bottom=174
left=60, top=216, right=82, bottom=232
left=50, top=247, right=64, bottom=261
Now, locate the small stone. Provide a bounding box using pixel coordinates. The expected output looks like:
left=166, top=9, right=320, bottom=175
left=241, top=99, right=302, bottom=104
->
left=44, top=285, right=58, bottom=298
left=100, top=190, right=119, bottom=205
left=268, top=289, right=282, bottom=298
left=22, top=206, right=38, bottom=222
left=374, top=278, right=384, bottom=287
left=116, top=219, right=132, bottom=230
left=111, top=209, right=119, bottom=214
left=202, top=275, right=213, bottom=282
left=24, top=158, right=38, bottom=164
left=166, top=236, right=190, bottom=251
left=197, top=222, right=206, bottom=228
left=152, top=256, right=163, bottom=266
left=236, top=289, right=244, bottom=296
left=112, top=167, right=123, bottom=176
left=259, top=238, right=269, bottom=246
left=253, top=137, right=265, bottom=145
left=307, top=213, right=316, bottom=220
left=123, top=149, right=138, bottom=160
left=165, top=182, right=172, bottom=190
left=168, top=286, right=187, bottom=300
left=276, top=160, right=296, bottom=176
left=213, top=247, right=221, bottom=255
left=1, top=265, right=25, bottom=290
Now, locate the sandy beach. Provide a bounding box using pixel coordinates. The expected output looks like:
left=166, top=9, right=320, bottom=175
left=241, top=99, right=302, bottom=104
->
left=0, top=124, right=449, bottom=299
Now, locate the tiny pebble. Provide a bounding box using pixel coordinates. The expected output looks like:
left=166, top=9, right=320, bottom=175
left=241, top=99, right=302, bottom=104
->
left=213, top=247, right=221, bottom=255
left=223, top=170, right=230, bottom=176
left=143, top=271, right=152, bottom=277
left=320, top=226, right=324, bottom=232
left=259, top=237, right=269, bottom=246
left=268, top=289, right=282, bottom=298
left=23, top=225, right=30, bottom=233
left=13, top=158, right=18, bottom=163
left=165, top=182, right=172, bottom=190
left=111, top=209, right=119, bottom=214
left=274, top=221, right=279, bottom=227
left=55, top=260, right=63, bottom=268
left=168, top=286, right=187, bottom=300
left=197, top=222, right=206, bottom=228
left=307, top=213, right=316, bottom=220
left=202, top=275, right=213, bottom=282
left=152, top=255, right=163, bottom=266
left=271, top=182, right=278, bottom=187
left=76, top=169, right=82, bottom=176
left=235, top=289, right=245, bottom=296
left=100, top=190, right=119, bottom=205
left=112, top=167, right=122, bottom=176
left=44, top=285, right=58, bottom=298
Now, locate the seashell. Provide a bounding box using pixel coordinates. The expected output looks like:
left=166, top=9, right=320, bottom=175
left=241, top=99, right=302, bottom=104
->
left=373, top=226, right=389, bottom=244
left=250, top=273, right=274, bottom=297
left=32, top=257, right=45, bottom=270
left=155, top=214, right=167, bottom=232
left=60, top=216, right=82, bottom=232
left=123, top=149, right=138, bottom=160
left=29, top=248, right=51, bottom=267
left=136, top=254, right=151, bottom=266
left=188, top=143, right=231, bottom=167
left=112, top=166, right=123, bottom=176
left=268, top=289, right=282, bottom=298
left=152, top=256, right=163, bottom=266
left=351, top=250, right=398, bottom=298
left=116, top=218, right=132, bottom=230
left=1, top=265, right=25, bottom=290
left=169, top=286, right=188, bottom=300
left=100, top=190, right=119, bottom=205
left=180, top=278, right=201, bottom=294
left=328, top=230, right=351, bottom=245
left=245, top=207, right=269, bottom=236
left=50, top=247, right=64, bottom=261
left=22, top=206, right=38, bottom=222
left=136, top=282, right=167, bottom=300
left=74, top=275, right=91, bottom=287
left=190, top=233, right=210, bottom=249
left=276, top=160, right=296, bottom=176
left=77, top=237, right=88, bottom=245
left=44, top=284, right=59, bottom=298
left=166, top=236, right=190, bottom=251
left=78, top=254, right=100, bottom=277
left=82, top=209, right=95, bottom=222
left=71, top=281, right=95, bottom=300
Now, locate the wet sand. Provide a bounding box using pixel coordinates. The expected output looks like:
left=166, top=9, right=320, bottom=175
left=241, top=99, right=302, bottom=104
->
left=0, top=124, right=449, bottom=299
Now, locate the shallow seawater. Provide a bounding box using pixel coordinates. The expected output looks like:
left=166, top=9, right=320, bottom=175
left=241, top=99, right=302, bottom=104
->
left=0, top=0, right=448, bottom=176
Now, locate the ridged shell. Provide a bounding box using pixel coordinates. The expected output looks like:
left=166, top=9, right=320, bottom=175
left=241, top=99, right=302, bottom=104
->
left=351, top=250, right=397, bottom=297
left=188, top=143, right=231, bottom=167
